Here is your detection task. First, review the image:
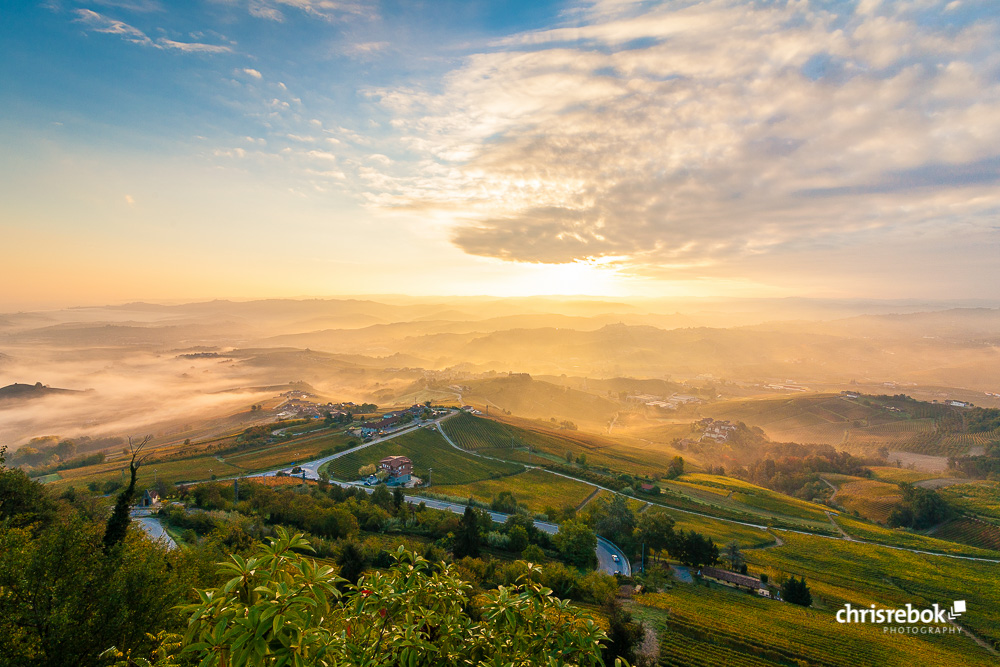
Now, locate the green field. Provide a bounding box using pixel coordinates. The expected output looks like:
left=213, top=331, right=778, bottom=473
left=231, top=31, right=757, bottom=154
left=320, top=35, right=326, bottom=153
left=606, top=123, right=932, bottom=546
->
left=444, top=413, right=692, bottom=477
left=414, top=468, right=596, bottom=512
left=745, top=530, right=1000, bottom=651
left=46, top=429, right=356, bottom=489
left=643, top=505, right=776, bottom=550
left=635, top=578, right=993, bottom=667
left=939, top=481, right=1000, bottom=521
left=322, top=428, right=524, bottom=485
left=830, top=514, right=1000, bottom=557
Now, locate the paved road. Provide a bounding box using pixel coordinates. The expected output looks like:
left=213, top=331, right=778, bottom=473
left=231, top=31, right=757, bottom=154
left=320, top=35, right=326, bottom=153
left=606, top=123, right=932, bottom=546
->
left=236, top=411, right=631, bottom=576
left=135, top=515, right=177, bottom=548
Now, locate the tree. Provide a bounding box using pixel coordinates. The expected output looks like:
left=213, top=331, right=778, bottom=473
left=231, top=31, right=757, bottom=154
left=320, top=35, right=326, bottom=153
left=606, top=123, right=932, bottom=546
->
left=358, top=464, right=376, bottom=478
left=602, top=600, right=645, bottom=667
left=566, top=450, right=575, bottom=463
left=725, top=541, right=744, bottom=572
left=637, top=511, right=675, bottom=563
left=371, top=484, right=393, bottom=511
left=490, top=490, right=518, bottom=514
left=591, top=494, right=636, bottom=549
left=668, top=530, right=718, bottom=569
left=554, top=519, right=597, bottom=568
left=453, top=506, right=481, bottom=558
left=666, top=455, right=684, bottom=480
left=782, top=576, right=812, bottom=607
left=103, top=435, right=150, bottom=553
left=336, top=540, right=367, bottom=585
left=507, top=525, right=529, bottom=553
left=392, top=486, right=405, bottom=514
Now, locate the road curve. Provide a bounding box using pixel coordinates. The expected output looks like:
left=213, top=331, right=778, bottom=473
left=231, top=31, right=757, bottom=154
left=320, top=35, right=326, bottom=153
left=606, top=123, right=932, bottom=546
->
left=238, top=411, right=631, bottom=576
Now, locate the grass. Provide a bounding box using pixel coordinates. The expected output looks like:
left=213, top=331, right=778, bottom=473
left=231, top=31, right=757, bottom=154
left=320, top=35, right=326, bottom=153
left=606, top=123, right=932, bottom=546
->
left=868, top=467, right=951, bottom=484
left=322, top=428, right=523, bottom=486
left=412, top=468, right=596, bottom=512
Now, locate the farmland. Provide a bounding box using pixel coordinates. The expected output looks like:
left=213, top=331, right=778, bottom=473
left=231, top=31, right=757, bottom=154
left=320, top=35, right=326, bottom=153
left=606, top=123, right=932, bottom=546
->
left=939, top=481, right=1000, bottom=520
left=445, top=412, right=691, bottom=477
left=930, top=518, right=1000, bottom=552
left=829, top=514, right=1000, bottom=557
left=634, top=577, right=993, bottom=667
left=413, top=468, right=596, bottom=513
left=322, top=427, right=524, bottom=485
left=744, top=530, right=1000, bottom=650
left=643, top=505, right=776, bottom=550
left=832, top=479, right=903, bottom=523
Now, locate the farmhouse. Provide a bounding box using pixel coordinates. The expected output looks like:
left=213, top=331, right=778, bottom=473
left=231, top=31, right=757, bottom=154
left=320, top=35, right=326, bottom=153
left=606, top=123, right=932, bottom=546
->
left=701, top=567, right=769, bottom=595
left=379, top=455, right=413, bottom=483
left=140, top=489, right=160, bottom=507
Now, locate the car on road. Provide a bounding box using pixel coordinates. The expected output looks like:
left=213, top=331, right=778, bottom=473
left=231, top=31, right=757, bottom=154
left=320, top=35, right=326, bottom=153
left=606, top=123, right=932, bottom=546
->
left=612, top=555, right=619, bottom=562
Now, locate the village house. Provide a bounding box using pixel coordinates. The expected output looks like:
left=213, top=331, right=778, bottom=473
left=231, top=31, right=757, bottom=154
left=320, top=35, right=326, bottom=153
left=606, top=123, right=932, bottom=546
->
left=701, top=567, right=770, bottom=596
left=379, top=455, right=413, bottom=483
left=140, top=489, right=160, bottom=507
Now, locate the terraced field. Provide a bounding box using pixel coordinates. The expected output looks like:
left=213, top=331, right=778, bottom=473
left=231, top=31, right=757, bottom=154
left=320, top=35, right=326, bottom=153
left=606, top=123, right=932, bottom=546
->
left=635, top=579, right=993, bottom=667
left=833, top=479, right=902, bottom=523
left=414, top=468, right=595, bottom=512
left=323, top=428, right=523, bottom=485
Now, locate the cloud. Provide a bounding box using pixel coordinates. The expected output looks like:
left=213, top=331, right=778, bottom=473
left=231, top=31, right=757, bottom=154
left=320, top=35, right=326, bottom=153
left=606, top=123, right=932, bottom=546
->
left=360, top=0, right=1000, bottom=277
left=242, top=67, right=263, bottom=79
left=74, top=9, right=233, bottom=53
left=239, top=0, right=375, bottom=22
left=124, top=194, right=135, bottom=205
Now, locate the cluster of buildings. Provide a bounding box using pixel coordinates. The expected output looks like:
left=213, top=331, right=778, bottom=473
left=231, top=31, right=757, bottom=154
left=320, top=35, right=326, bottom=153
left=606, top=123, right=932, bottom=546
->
left=629, top=393, right=703, bottom=410
left=697, top=418, right=737, bottom=443
left=355, top=404, right=443, bottom=438
left=275, top=390, right=359, bottom=421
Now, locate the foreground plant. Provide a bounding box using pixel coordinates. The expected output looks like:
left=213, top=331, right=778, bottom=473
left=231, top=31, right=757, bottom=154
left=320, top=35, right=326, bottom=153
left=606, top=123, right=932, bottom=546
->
left=178, top=528, right=616, bottom=667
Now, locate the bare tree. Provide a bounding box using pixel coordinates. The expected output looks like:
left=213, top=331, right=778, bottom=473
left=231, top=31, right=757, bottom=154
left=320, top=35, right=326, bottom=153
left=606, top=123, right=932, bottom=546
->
left=102, top=435, right=151, bottom=552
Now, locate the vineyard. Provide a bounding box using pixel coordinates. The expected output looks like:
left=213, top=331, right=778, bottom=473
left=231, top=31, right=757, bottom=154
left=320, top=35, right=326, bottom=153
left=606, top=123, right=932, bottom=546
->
left=830, top=514, right=1000, bottom=557
left=939, top=481, right=1000, bottom=520
left=444, top=412, right=524, bottom=450
left=414, top=468, right=596, bottom=513
left=644, top=505, right=776, bottom=549
left=868, top=466, right=949, bottom=485
left=323, top=428, right=523, bottom=485
left=931, top=517, right=1000, bottom=552
left=635, top=580, right=993, bottom=667
left=744, top=530, right=1000, bottom=650
left=833, top=479, right=903, bottom=522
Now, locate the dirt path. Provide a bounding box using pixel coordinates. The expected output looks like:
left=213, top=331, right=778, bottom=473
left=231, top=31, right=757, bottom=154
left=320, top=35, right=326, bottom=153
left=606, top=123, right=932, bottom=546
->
left=819, top=476, right=839, bottom=502
left=576, top=487, right=602, bottom=511
left=825, top=511, right=854, bottom=540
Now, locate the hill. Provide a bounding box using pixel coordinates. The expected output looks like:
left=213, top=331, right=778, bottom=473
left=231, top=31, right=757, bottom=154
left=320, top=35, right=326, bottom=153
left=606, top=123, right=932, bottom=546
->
left=0, top=382, right=81, bottom=402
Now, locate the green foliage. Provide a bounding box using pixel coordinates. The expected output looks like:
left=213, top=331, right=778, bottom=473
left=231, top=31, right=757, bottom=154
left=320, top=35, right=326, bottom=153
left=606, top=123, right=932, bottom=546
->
left=781, top=576, right=813, bottom=607
left=554, top=520, right=598, bottom=569
left=491, top=490, right=519, bottom=514
left=886, top=482, right=952, bottom=529
left=669, top=530, right=719, bottom=569
left=178, top=530, right=610, bottom=666
left=666, top=456, right=684, bottom=480
left=453, top=506, right=481, bottom=559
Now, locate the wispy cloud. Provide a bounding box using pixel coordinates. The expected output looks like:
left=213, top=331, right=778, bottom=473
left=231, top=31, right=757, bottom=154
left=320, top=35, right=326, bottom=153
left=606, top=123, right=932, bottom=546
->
left=358, top=0, right=1000, bottom=277
left=238, top=0, right=375, bottom=22
left=74, top=9, right=234, bottom=53
left=242, top=67, right=263, bottom=79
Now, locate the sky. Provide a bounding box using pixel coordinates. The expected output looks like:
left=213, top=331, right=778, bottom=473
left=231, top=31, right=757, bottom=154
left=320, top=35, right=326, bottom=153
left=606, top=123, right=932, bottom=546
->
left=2, top=0, right=999, bottom=307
